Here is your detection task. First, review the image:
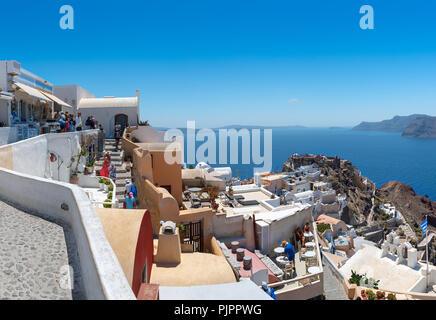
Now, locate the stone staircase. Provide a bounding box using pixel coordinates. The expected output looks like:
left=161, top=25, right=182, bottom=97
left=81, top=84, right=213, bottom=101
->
left=95, top=139, right=133, bottom=205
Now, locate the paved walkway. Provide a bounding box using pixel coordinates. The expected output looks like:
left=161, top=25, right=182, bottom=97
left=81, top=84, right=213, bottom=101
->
left=322, top=256, right=348, bottom=300
left=0, top=200, right=84, bottom=300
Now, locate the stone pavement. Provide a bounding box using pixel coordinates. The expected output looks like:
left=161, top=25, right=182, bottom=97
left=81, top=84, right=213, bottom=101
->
left=0, top=199, right=85, bottom=300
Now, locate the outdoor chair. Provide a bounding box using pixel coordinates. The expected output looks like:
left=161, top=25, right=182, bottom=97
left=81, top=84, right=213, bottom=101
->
left=283, top=262, right=294, bottom=280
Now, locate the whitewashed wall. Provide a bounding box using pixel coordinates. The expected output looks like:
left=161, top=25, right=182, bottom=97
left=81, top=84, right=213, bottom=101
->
left=0, top=127, right=18, bottom=146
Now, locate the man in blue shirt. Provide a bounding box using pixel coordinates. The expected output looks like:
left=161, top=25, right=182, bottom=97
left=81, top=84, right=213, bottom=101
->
left=281, top=240, right=295, bottom=262
left=123, top=192, right=137, bottom=209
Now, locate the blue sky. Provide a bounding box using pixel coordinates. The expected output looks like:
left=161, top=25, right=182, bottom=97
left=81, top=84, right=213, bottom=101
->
left=1, top=0, right=436, bottom=128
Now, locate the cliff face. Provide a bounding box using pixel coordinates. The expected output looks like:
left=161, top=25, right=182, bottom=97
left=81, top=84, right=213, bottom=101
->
left=353, top=114, right=428, bottom=132
left=402, top=116, right=436, bottom=138
left=377, top=181, right=436, bottom=231
left=282, top=155, right=373, bottom=225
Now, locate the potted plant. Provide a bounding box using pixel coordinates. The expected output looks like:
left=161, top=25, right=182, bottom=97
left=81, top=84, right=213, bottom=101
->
left=376, top=291, right=385, bottom=300
left=108, top=184, right=114, bottom=192
left=104, top=179, right=111, bottom=192
left=177, top=223, right=186, bottom=243
left=103, top=199, right=112, bottom=208
left=387, top=293, right=397, bottom=300
left=86, top=159, right=95, bottom=174
left=99, top=178, right=105, bottom=190
left=366, top=289, right=376, bottom=300
left=67, top=141, right=88, bottom=184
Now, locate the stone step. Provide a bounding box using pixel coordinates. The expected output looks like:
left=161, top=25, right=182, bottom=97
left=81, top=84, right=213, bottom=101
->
left=116, top=172, right=132, bottom=179
left=95, top=166, right=127, bottom=174
left=95, top=160, right=122, bottom=166
left=102, top=151, right=121, bottom=156
left=116, top=187, right=126, bottom=195
left=115, top=180, right=126, bottom=187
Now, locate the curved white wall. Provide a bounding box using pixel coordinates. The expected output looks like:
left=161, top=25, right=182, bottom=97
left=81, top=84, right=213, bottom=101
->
left=0, top=167, right=135, bottom=300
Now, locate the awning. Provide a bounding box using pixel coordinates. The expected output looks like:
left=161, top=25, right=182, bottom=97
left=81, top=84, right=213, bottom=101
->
left=40, top=91, right=73, bottom=109
left=13, top=82, right=52, bottom=103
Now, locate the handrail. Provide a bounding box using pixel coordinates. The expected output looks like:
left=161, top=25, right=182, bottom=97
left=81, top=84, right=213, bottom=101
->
left=267, top=271, right=322, bottom=289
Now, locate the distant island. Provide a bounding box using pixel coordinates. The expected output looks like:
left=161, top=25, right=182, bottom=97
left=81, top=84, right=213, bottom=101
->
left=215, top=125, right=306, bottom=130
left=353, top=114, right=436, bottom=138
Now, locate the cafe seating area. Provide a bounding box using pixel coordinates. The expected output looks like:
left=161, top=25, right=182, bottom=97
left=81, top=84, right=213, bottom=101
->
left=268, top=224, right=320, bottom=281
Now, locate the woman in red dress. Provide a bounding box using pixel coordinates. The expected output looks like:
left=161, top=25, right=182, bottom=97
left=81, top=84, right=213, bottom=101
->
left=100, top=158, right=110, bottom=177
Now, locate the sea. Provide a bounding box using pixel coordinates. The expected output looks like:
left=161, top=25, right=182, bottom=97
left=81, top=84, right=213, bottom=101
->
left=174, top=127, right=436, bottom=200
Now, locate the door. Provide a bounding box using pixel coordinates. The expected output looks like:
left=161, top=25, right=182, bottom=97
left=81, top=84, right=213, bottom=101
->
left=180, top=220, right=203, bottom=252
left=114, top=114, right=128, bottom=134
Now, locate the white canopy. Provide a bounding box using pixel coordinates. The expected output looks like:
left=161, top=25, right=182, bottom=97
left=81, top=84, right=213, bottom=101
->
left=40, top=91, right=73, bottom=109
left=13, top=82, right=51, bottom=102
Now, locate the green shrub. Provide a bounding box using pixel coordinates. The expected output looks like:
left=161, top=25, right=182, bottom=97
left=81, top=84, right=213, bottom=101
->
left=317, top=223, right=331, bottom=233
left=104, top=180, right=111, bottom=185
left=108, top=184, right=114, bottom=192
left=103, top=199, right=112, bottom=208
left=107, top=192, right=113, bottom=200
left=387, top=293, right=397, bottom=300
left=99, top=178, right=105, bottom=183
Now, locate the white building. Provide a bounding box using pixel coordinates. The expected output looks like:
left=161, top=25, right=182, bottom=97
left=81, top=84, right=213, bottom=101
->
left=77, top=93, right=139, bottom=138
left=53, top=84, right=95, bottom=114
left=0, top=60, right=73, bottom=127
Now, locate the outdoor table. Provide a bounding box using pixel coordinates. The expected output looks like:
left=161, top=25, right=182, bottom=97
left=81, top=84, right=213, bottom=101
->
left=304, top=232, right=313, bottom=239
left=307, top=266, right=321, bottom=274
left=275, top=256, right=291, bottom=267
left=274, top=247, right=284, bottom=255
left=302, top=250, right=316, bottom=259
left=305, top=241, right=315, bottom=248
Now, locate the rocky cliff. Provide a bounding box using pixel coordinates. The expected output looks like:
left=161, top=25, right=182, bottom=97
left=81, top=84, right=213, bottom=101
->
left=353, top=114, right=429, bottom=132
left=377, top=181, right=436, bottom=232
left=402, top=116, right=436, bottom=138
left=282, top=154, right=373, bottom=225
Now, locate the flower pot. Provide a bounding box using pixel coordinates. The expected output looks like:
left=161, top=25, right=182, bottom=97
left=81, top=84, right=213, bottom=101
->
left=70, top=174, right=79, bottom=185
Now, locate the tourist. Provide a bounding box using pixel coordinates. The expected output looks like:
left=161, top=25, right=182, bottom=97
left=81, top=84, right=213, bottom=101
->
left=125, top=179, right=132, bottom=196
left=91, top=116, right=97, bottom=129
left=85, top=116, right=92, bottom=129
left=123, top=192, right=137, bottom=209
left=58, top=112, right=66, bottom=132
left=261, top=282, right=277, bottom=300
left=104, top=151, right=111, bottom=164
left=295, top=227, right=304, bottom=251
left=76, top=113, right=83, bottom=131
left=100, top=158, right=110, bottom=177
left=109, top=165, right=116, bottom=181
left=281, top=240, right=295, bottom=263
left=124, top=179, right=137, bottom=197
left=114, top=123, right=121, bottom=150
left=65, top=116, right=70, bottom=132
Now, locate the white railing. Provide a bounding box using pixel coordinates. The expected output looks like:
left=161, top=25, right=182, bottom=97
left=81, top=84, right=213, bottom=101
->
left=95, top=176, right=117, bottom=208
